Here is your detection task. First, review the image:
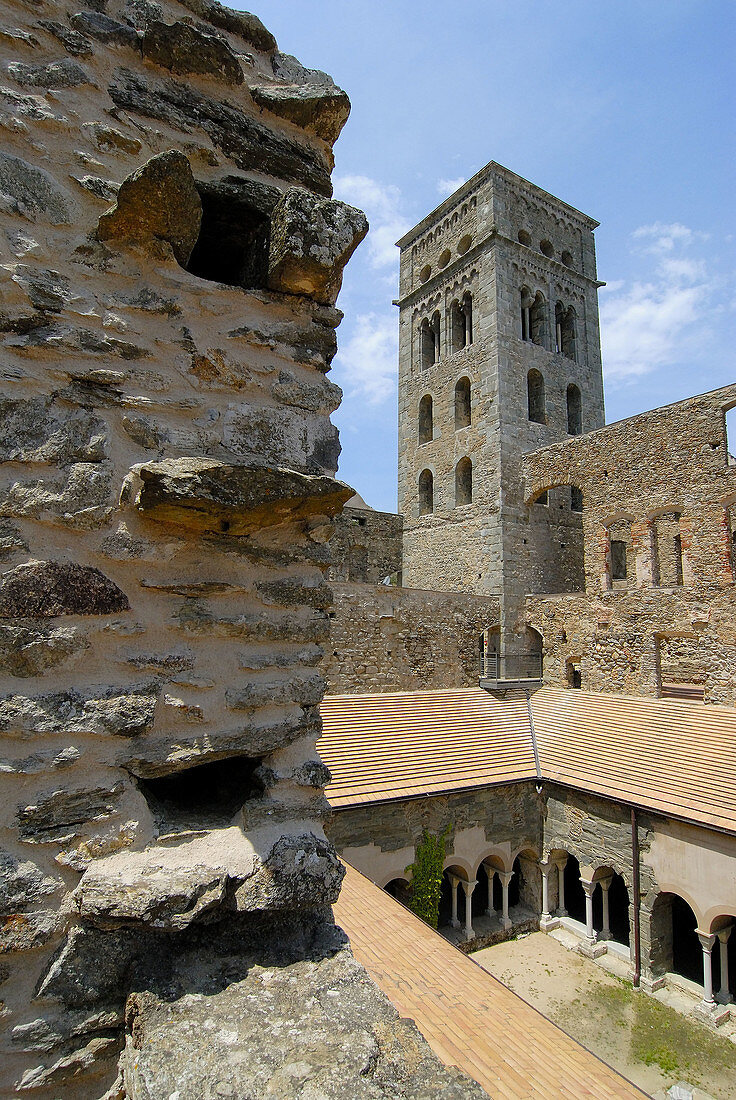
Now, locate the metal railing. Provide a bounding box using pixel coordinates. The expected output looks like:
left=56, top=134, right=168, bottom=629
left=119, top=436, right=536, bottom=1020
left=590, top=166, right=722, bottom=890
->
left=479, top=653, right=543, bottom=682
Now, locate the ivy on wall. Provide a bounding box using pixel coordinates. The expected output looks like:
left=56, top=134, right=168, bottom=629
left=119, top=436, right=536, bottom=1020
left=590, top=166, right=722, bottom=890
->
left=405, top=824, right=451, bottom=929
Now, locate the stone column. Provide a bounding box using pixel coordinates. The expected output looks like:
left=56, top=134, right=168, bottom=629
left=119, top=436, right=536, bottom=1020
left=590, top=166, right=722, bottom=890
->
left=716, top=926, right=733, bottom=1004
left=485, top=867, right=495, bottom=916
left=554, top=857, right=568, bottom=917
left=696, top=931, right=716, bottom=1009
left=581, top=879, right=597, bottom=944
left=461, top=879, right=477, bottom=939
left=539, top=861, right=552, bottom=921
left=598, top=876, right=613, bottom=940
left=448, top=874, right=460, bottom=929
left=498, top=871, right=513, bottom=930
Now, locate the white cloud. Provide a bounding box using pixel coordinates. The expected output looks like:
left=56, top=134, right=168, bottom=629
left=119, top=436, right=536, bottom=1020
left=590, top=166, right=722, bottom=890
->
left=332, top=175, right=408, bottom=269
left=600, top=222, right=719, bottom=384
left=333, top=312, right=397, bottom=405
left=436, top=176, right=466, bottom=197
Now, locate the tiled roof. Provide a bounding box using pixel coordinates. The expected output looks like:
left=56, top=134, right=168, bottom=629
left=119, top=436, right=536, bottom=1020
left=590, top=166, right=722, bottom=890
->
left=319, top=686, right=736, bottom=833
left=334, top=862, right=646, bottom=1100
left=319, top=688, right=534, bottom=808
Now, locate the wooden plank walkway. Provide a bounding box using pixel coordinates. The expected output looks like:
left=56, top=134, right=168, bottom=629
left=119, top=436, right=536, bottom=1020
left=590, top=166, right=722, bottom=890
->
left=334, top=863, right=647, bottom=1100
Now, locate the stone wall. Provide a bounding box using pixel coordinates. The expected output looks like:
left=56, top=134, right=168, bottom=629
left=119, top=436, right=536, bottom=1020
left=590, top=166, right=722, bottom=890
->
left=327, top=505, right=403, bottom=584
left=324, top=582, right=499, bottom=693
left=0, top=5, right=483, bottom=1097
left=523, top=387, right=736, bottom=703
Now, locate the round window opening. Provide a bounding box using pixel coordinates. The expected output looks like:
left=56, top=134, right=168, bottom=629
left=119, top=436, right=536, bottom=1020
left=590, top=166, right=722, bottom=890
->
left=438, top=248, right=451, bottom=268
left=419, top=264, right=431, bottom=282
left=540, top=239, right=554, bottom=258
left=458, top=234, right=472, bottom=255
left=561, top=250, right=573, bottom=267
left=518, top=230, right=531, bottom=246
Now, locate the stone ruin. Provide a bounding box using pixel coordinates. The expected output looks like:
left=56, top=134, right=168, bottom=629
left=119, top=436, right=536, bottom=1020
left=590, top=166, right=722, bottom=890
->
left=0, top=1, right=487, bottom=1096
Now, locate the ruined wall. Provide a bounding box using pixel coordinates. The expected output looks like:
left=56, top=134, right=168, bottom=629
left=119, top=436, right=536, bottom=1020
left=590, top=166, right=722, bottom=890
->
left=0, top=4, right=488, bottom=1097
left=524, top=387, right=736, bottom=703
left=324, top=582, right=499, bottom=693
left=327, top=505, right=403, bottom=584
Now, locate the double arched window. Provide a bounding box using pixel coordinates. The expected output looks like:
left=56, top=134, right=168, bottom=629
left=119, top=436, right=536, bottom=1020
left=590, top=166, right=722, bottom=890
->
left=520, top=287, right=547, bottom=347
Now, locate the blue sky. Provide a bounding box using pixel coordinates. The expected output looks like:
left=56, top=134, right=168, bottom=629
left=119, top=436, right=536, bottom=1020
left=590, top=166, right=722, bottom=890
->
left=257, top=1, right=735, bottom=511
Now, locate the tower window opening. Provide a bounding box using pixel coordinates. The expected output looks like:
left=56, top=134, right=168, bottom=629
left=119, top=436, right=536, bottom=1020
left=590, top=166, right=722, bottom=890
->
left=518, top=230, right=531, bottom=247
left=540, top=239, right=554, bottom=258
left=455, top=457, right=472, bottom=506
left=567, top=383, right=582, bottom=435
left=530, top=292, right=547, bottom=347
left=419, top=394, right=433, bottom=444
left=420, top=318, right=435, bottom=369
left=418, top=469, right=434, bottom=515
left=610, top=539, right=627, bottom=581
left=570, top=486, right=583, bottom=512
left=555, top=302, right=577, bottom=360
left=455, top=376, right=471, bottom=430
left=527, top=369, right=546, bottom=424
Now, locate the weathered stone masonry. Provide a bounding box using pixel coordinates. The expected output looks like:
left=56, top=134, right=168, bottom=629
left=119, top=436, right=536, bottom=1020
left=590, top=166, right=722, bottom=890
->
left=0, top=5, right=487, bottom=1098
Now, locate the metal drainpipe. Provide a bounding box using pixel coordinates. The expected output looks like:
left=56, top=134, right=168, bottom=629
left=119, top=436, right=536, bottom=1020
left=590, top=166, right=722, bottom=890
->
left=631, top=806, right=641, bottom=988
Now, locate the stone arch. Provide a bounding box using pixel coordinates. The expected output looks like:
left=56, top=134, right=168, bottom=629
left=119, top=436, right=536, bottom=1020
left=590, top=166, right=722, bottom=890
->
left=418, top=393, right=433, bottom=444
left=527, top=368, right=546, bottom=424
left=418, top=469, right=433, bottom=516
left=383, top=877, right=411, bottom=906
left=454, top=375, right=471, bottom=429
left=649, top=890, right=703, bottom=984
left=455, top=457, right=472, bottom=507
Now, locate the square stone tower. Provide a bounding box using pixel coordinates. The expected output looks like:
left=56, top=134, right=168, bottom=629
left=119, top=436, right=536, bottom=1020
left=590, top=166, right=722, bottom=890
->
left=397, top=162, right=605, bottom=654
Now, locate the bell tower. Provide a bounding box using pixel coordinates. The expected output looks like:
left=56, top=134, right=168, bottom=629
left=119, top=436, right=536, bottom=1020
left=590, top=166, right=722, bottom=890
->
left=396, top=161, right=605, bottom=654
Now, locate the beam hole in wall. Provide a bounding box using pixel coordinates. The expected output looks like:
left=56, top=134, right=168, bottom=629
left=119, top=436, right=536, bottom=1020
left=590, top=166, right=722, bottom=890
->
left=186, top=185, right=271, bottom=289
left=137, top=755, right=264, bottom=832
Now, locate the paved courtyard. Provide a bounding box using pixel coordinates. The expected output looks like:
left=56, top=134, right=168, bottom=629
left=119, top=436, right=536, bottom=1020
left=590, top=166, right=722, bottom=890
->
left=473, top=932, right=736, bottom=1099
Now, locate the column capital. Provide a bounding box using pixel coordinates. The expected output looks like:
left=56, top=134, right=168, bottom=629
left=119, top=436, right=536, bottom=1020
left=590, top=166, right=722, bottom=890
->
left=597, top=875, right=614, bottom=892
left=552, top=856, right=568, bottom=872
left=716, top=924, right=733, bottom=944
left=696, top=929, right=716, bottom=952
left=461, top=879, right=478, bottom=896
left=538, top=859, right=553, bottom=874
left=497, top=870, right=513, bottom=887
left=580, top=878, right=597, bottom=898
left=448, top=872, right=460, bottom=889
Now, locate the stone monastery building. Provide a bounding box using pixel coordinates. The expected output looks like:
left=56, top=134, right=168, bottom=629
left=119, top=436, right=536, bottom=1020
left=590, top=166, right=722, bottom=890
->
left=320, top=161, right=736, bottom=1038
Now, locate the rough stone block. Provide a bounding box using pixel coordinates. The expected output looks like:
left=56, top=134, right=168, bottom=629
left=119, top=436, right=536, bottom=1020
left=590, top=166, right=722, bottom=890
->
left=0, top=152, right=71, bottom=224
left=7, top=58, right=92, bottom=88
left=96, top=150, right=202, bottom=266
left=268, top=189, right=368, bottom=305
left=250, top=82, right=350, bottom=144
left=0, top=561, right=129, bottom=618
left=142, top=20, right=244, bottom=85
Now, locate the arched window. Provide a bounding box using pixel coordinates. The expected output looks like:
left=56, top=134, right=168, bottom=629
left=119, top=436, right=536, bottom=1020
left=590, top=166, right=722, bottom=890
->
left=450, top=299, right=465, bottom=353
left=418, top=469, right=433, bottom=515
left=520, top=287, right=532, bottom=340
left=454, top=376, right=471, bottom=430
left=418, top=394, right=433, bottom=444
left=566, top=383, right=582, bottom=435
left=610, top=540, right=627, bottom=581
left=455, top=457, right=472, bottom=506
left=529, top=292, right=547, bottom=347
left=555, top=303, right=577, bottom=360
left=420, top=319, right=434, bottom=369
left=431, top=309, right=441, bottom=361
left=527, top=369, right=545, bottom=424
left=462, top=291, right=473, bottom=345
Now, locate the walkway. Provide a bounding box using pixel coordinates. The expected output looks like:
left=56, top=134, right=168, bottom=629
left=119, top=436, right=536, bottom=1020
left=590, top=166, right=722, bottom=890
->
left=334, top=862, right=646, bottom=1100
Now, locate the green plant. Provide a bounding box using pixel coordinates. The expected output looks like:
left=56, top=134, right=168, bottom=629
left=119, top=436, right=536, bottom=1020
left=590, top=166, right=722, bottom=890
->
left=405, top=825, right=451, bottom=929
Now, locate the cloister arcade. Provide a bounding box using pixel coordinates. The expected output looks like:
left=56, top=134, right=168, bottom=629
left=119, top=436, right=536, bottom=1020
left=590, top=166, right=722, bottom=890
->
left=377, top=844, right=735, bottom=1015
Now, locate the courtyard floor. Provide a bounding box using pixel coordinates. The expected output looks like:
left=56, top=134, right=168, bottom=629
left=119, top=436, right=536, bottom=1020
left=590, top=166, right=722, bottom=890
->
left=473, top=931, right=736, bottom=1100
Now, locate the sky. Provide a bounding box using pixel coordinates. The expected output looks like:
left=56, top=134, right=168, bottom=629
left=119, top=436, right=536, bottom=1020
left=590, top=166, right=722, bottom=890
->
left=252, top=1, right=734, bottom=512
